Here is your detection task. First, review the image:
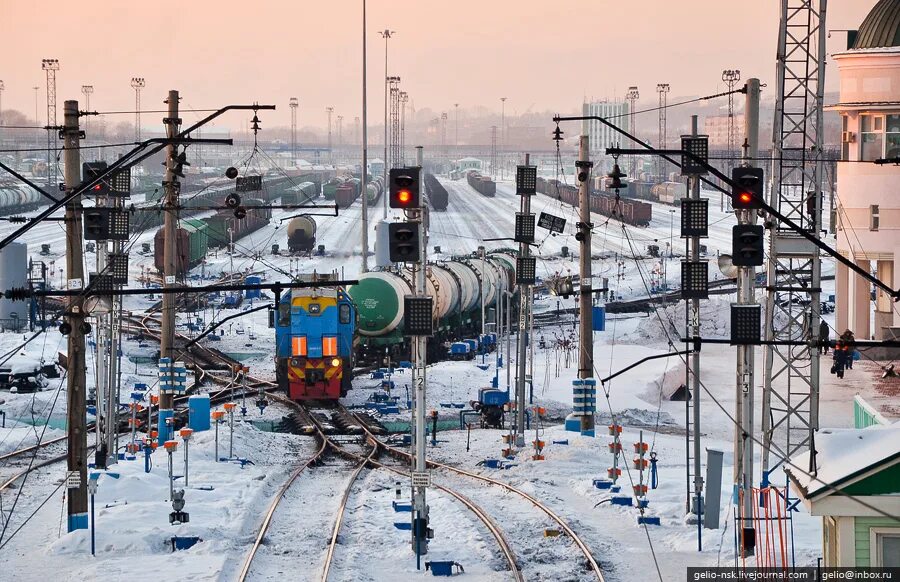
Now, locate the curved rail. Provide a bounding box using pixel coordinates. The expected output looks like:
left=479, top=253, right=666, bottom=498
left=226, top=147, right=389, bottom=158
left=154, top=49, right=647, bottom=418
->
left=347, top=405, right=603, bottom=581
left=242, top=396, right=521, bottom=581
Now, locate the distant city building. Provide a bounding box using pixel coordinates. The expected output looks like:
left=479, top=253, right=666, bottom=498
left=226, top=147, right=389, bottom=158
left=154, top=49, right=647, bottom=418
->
left=582, top=100, right=631, bottom=172
left=703, top=114, right=745, bottom=148
left=833, top=0, right=900, bottom=343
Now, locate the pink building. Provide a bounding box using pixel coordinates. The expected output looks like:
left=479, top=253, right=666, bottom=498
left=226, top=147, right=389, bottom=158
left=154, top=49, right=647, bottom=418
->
left=833, top=0, right=900, bottom=342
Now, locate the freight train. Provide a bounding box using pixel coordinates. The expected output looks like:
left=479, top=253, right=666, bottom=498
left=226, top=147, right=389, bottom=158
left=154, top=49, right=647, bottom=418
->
left=133, top=175, right=296, bottom=233
left=153, top=219, right=209, bottom=274
left=365, top=176, right=385, bottom=205
left=322, top=178, right=344, bottom=200
left=466, top=172, right=497, bottom=196
left=286, top=215, right=317, bottom=253
left=0, top=184, right=45, bottom=216
left=347, top=252, right=517, bottom=363
left=424, top=173, right=449, bottom=211
left=153, top=200, right=273, bottom=275
left=204, top=199, right=272, bottom=248
left=535, top=177, right=652, bottom=227
left=282, top=181, right=319, bottom=206
left=334, top=178, right=362, bottom=208
left=275, top=276, right=357, bottom=400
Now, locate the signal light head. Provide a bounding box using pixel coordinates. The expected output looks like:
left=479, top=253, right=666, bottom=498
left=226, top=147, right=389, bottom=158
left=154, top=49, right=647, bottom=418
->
left=739, top=193, right=752, bottom=203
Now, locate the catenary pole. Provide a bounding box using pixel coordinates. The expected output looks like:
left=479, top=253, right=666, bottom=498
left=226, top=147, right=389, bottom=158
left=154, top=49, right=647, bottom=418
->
left=63, top=99, right=88, bottom=532
left=576, top=137, right=595, bottom=435
left=159, top=90, right=180, bottom=442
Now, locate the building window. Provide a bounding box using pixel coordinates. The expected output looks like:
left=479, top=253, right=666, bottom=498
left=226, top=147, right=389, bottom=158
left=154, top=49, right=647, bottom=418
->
left=871, top=530, right=900, bottom=567
left=871, top=205, right=880, bottom=231
left=860, top=115, right=885, bottom=161
left=887, top=114, right=900, bottom=159
left=842, top=115, right=851, bottom=161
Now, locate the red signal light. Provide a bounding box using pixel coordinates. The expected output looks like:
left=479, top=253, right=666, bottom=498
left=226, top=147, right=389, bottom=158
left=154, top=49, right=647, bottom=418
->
left=739, top=192, right=752, bottom=204
left=398, top=190, right=411, bottom=205
left=92, top=184, right=102, bottom=191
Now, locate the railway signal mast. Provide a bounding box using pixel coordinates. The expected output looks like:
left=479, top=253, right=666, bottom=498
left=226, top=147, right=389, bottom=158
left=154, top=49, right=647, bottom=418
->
left=389, top=152, right=432, bottom=567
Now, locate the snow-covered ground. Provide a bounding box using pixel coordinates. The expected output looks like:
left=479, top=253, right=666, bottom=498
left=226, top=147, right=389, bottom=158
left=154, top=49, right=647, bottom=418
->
left=0, top=172, right=881, bottom=581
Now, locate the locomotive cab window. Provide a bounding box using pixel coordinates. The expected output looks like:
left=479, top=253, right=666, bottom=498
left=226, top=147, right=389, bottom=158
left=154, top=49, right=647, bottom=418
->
left=339, top=304, right=351, bottom=324
left=278, top=302, right=290, bottom=326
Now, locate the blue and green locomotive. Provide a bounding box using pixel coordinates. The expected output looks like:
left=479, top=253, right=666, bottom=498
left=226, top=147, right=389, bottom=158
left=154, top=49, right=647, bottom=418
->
left=275, top=279, right=357, bottom=401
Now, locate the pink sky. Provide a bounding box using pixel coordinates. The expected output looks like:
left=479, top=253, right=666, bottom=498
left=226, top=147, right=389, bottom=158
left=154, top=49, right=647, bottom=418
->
left=0, top=1, right=875, bottom=130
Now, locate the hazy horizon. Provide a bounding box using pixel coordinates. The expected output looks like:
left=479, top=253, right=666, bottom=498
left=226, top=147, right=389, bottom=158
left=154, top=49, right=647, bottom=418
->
left=0, top=1, right=875, bottom=132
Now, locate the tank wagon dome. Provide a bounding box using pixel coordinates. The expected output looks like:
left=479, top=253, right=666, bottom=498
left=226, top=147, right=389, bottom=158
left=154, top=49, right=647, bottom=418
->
left=853, top=0, right=900, bottom=49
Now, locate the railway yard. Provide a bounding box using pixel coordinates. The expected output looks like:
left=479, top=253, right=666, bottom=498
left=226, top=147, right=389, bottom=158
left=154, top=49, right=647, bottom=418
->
left=2, top=1, right=898, bottom=579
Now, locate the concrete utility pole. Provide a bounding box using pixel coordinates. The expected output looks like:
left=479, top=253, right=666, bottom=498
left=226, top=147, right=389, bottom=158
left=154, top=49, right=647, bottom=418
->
left=380, top=29, right=394, bottom=219
left=159, top=89, right=180, bottom=442
left=735, top=78, right=760, bottom=556
left=361, top=1, right=369, bottom=273
left=63, top=99, right=88, bottom=532
left=515, top=153, right=534, bottom=447
left=411, top=146, right=429, bottom=563
left=0, top=80, right=5, bottom=128
left=576, top=136, right=595, bottom=435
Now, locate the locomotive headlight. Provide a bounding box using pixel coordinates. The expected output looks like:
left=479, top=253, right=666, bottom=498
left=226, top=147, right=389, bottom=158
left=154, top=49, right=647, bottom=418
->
left=290, top=357, right=302, bottom=367
left=330, top=358, right=341, bottom=368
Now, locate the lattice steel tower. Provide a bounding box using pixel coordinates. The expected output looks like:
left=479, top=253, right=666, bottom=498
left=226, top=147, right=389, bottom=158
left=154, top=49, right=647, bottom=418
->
left=81, top=85, right=93, bottom=135
left=626, top=86, right=640, bottom=179
left=722, top=69, right=742, bottom=211
left=131, top=77, right=145, bottom=142
left=289, top=97, right=299, bottom=162
left=399, top=91, right=408, bottom=166
left=440, top=112, right=448, bottom=167
left=326, top=106, right=334, bottom=164
left=656, top=83, right=670, bottom=182
left=389, top=77, right=401, bottom=168
left=42, top=59, right=59, bottom=187
left=761, top=0, right=828, bottom=481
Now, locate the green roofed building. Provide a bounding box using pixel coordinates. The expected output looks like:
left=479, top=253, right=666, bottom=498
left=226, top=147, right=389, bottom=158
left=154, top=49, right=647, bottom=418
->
left=786, top=424, right=900, bottom=567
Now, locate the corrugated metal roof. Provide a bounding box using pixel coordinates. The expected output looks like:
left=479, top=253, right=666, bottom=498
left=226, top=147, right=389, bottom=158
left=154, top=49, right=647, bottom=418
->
left=853, top=0, right=900, bottom=49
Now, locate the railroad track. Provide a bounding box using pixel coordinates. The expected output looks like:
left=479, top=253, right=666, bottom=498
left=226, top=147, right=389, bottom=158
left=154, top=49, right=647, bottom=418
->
left=348, top=403, right=605, bottom=581
left=237, top=395, right=523, bottom=582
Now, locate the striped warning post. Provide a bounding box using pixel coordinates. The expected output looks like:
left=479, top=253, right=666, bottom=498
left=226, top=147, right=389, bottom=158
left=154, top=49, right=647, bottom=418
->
left=159, top=358, right=188, bottom=395
left=572, top=378, right=597, bottom=417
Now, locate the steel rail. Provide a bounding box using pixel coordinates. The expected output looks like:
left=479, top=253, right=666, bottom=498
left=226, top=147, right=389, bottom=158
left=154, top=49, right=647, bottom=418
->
left=348, top=404, right=603, bottom=581
left=248, top=395, right=521, bottom=581
left=235, top=435, right=329, bottom=582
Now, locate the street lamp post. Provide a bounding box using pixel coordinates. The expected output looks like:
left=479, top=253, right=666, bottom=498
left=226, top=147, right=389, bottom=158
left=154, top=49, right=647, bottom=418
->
left=500, top=97, right=506, bottom=180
